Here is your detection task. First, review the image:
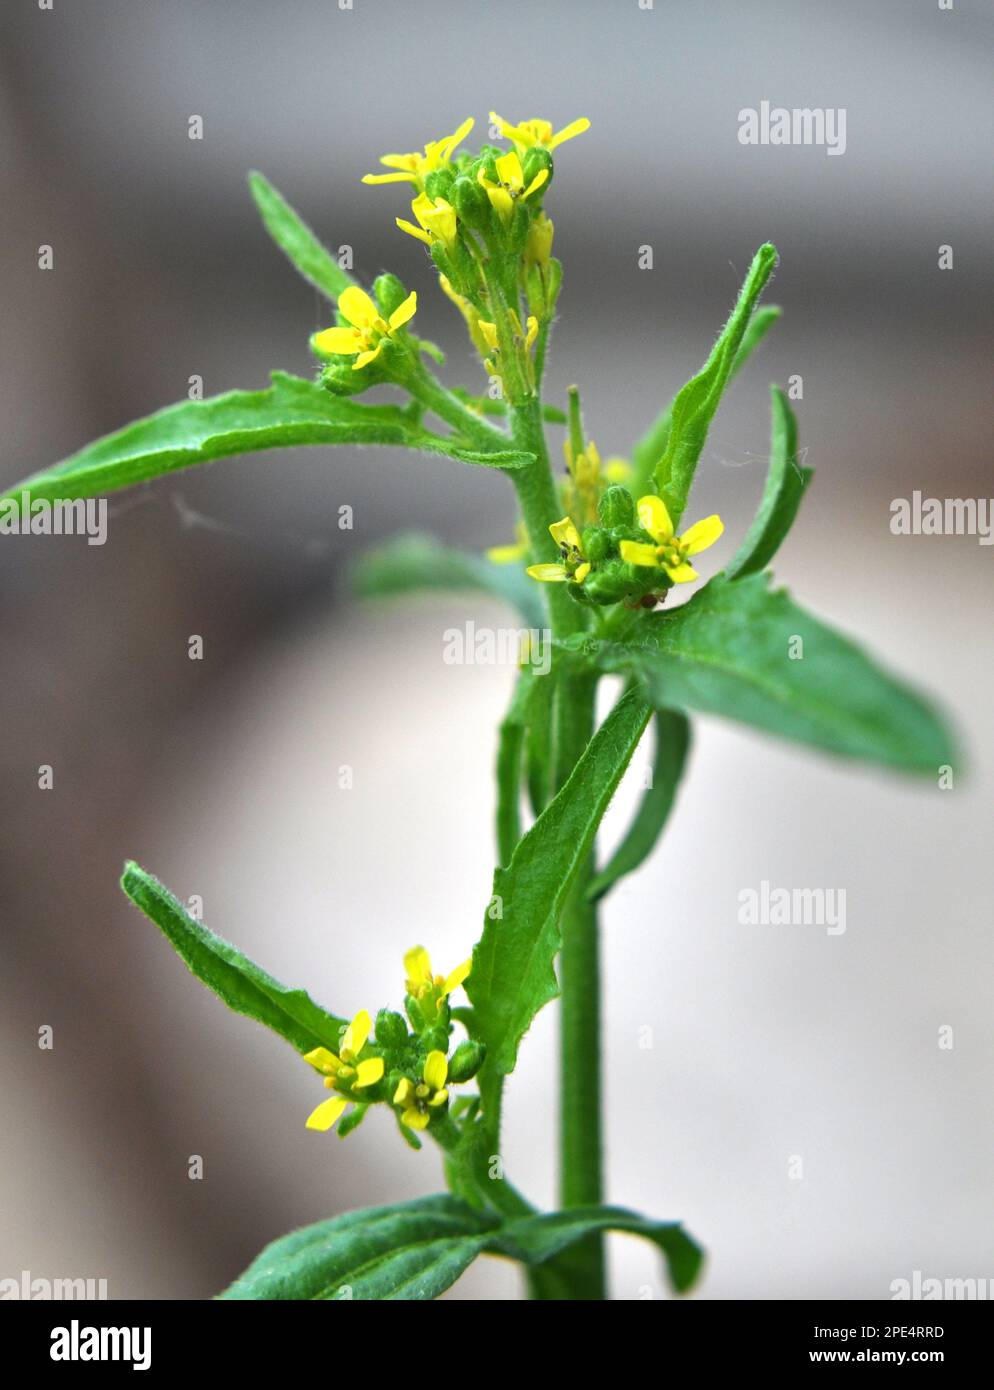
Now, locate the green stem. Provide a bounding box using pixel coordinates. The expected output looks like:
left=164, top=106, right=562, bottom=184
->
left=407, top=368, right=509, bottom=452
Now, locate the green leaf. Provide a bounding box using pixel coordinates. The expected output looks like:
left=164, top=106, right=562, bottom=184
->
left=248, top=171, right=357, bottom=302
left=653, top=244, right=779, bottom=524
left=353, top=532, right=545, bottom=629
left=726, top=386, right=813, bottom=580
left=578, top=575, right=955, bottom=773
left=586, top=708, right=690, bottom=902
left=3, top=373, right=533, bottom=513
left=219, top=1195, right=499, bottom=1301
left=631, top=303, right=781, bottom=497
left=219, top=1194, right=704, bottom=1300
left=468, top=687, right=652, bottom=1113
left=494, top=1205, right=704, bottom=1295
left=120, top=862, right=347, bottom=1055
left=495, top=674, right=529, bottom=866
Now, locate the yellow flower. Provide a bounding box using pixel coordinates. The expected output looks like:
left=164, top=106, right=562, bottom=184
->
left=362, top=117, right=474, bottom=188
left=477, top=150, right=548, bottom=224
left=527, top=515, right=591, bottom=585
left=303, top=1009, right=385, bottom=1132
left=604, top=456, right=632, bottom=484
left=562, top=438, right=604, bottom=526
left=394, top=1051, right=451, bottom=1131
left=403, top=946, right=471, bottom=1013
left=312, top=286, right=417, bottom=371
left=490, top=112, right=591, bottom=153
left=396, top=193, right=459, bottom=250
left=477, top=314, right=538, bottom=355
left=619, top=495, right=724, bottom=584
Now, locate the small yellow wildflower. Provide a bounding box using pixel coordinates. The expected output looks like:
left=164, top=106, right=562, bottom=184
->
left=396, top=193, right=459, bottom=251
left=303, top=1009, right=384, bottom=1132
left=394, top=1051, right=451, bottom=1131
left=362, top=117, right=474, bottom=188
left=477, top=150, right=548, bottom=224
left=490, top=112, right=591, bottom=153
left=527, top=516, right=590, bottom=585
left=313, top=286, right=416, bottom=371
left=619, top=495, right=724, bottom=583
left=562, top=437, right=604, bottom=526
left=404, top=946, right=471, bottom=1012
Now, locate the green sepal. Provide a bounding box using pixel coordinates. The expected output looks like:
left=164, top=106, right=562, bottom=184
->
left=120, top=862, right=347, bottom=1055
left=337, top=1104, right=369, bottom=1139
left=725, top=385, right=812, bottom=580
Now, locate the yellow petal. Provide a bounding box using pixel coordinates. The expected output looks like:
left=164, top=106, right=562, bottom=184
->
left=313, top=327, right=361, bottom=356
left=680, top=514, right=724, bottom=555
left=396, top=217, right=432, bottom=245
left=404, top=946, right=432, bottom=987
left=338, top=286, right=379, bottom=330
left=442, top=958, right=472, bottom=997
left=523, top=169, right=549, bottom=201
left=352, top=343, right=383, bottom=370
left=574, top=561, right=591, bottom=584
left=549, top=516, right=582, bottom=551
left=342, top=1009, right=371, bottom=1058
left=604, top=457, right=631, bottom=482
left=524, top=316, right=539, bottom=349
left=477, top=320, right=500, bottom=350
left=665, top=561, right=699, bottom=584
left=393, top=1078, right=414, bottom=1106
left=495, top=150, right=524, bottom=189
left=441, top=116, right=474, bottom=158
left=402, top=1107, right=430, bottom=1130
left=620, top=540, right=662, bottom=568
left=548, top=117, right=591, bottom=150
left=305, top=1096, right=347, bottom=1132
left=302, top=1047, right=340, bottom=1075
left=424, top=1050, right=449, bottom=1090
left=355, top=1057, right=385, bottom=1088
left=362, top=171, right=416, bottom=185
left=388, top=291, right=418, bottom=332
left=428, top=1088, right=448, bottom=1108
left=637, top=494, right=674, bottom=543
left=484, top=184, right=514, bottom=223
left=526, top=563, right=568, bottom=582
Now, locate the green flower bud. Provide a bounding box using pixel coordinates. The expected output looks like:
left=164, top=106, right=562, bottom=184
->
left=374, top=1009, right=408, bottom=1049
left=373, top=273, right=408, bottom=320
left=583, top=559, right=638, bottom=605
left=424, top=167, right=456, bottom=201
left=447, top=1040, right=486, bottom=1084
left=421, top=1026, right=449, bottom=1055
left=581, top=525, right=612, bottom=564
left=452, top=175, right=489, bottom=231
left=599, top=485, right=635, bottom=529
left=522, top=145, right=553, bottom=190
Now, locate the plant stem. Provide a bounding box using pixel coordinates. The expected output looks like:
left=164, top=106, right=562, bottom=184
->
left=407, top=368, right=509, bottom=453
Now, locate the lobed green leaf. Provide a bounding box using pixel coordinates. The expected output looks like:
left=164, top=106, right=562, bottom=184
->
left=248, top=171, right=358, bottom=302
left=353, top=532, right=545, bottom=629
left=586, top=708, right=691, bottom=902
left=2, top=373, right=532, bottom=514
left=726, top=386, right=812, bottom=580
left=653, top=244, right=779, bottom=524
left=575, top=575, right=955, bottom=773
left=121, top=862, right=347, bottom=1056
left=468, top=687, right=652, bottom=1114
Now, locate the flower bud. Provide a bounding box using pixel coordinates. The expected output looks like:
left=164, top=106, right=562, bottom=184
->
left=424, top=167, right=456, bottom=201
left=583, top=559, right=637, bottom=605
left=373, top=272, right=408, bottom=320
left=447, top=1040, right=486, bottom=1083
left=599, top=485, right=635, bottom=529
left=453, top=175, right=490, bottom=230
left=374, top=1009, right=408, bottom=1049
left=522, top=145, right=553, bottom=190
left=581, top=525, right=611, bottom=564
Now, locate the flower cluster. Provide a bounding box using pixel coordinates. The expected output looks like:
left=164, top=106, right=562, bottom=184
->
left=302, top=946, right=481, bottom=1141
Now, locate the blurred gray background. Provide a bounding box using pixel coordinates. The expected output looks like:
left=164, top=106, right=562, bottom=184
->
left=1, top=0, right=991, bottom=1300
